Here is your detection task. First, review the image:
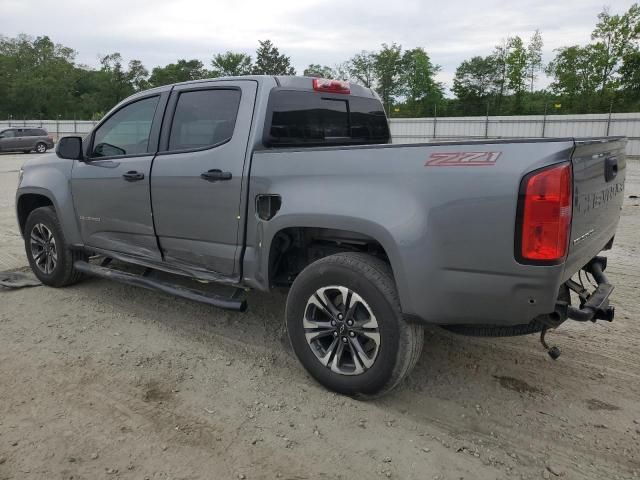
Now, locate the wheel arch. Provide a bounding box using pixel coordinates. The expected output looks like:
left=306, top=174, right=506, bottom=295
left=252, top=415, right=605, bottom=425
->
left=256, top=216, right=412, bottom=313
left=16, top=191, right=55, bottom=237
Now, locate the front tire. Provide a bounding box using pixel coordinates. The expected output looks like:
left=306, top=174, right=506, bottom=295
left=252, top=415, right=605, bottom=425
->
left=35, top=142, right=47, bottom=153
left=24, top=206, right=84, bottom=287
left=286, top=253, right=423, bottom=397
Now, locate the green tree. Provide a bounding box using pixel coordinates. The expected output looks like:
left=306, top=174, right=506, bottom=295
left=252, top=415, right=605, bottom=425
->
left=452, top=55, right=499, bottom=113
left=506, top=36, right=528, bottom=111
left=546, top=45, right=600, bottom=111
left=332, top=62, right=351, bottom=81
left=211, top=52, right=252, bottom=77
left=491, top=39, right=510, bottom=112
left=399, top=47, right=443, bottom=116
left=0, top=34, right=78, bottom=118
left=302, top=64, right=335, bottom=78
left=590, top=4, right=640, bottom=95
left=252, top=40, right=295, bottom=75
left=526, top=30, right=544, bottom=93
left=98, top=53, right=133, bottom=106
left=348, top=51, right=376, bottom=87
left=127, top=59, right=149, bottom=91
left=148, top=59, right=208, bottom=87
left=374, top=43, right=403, bottom=114
left=620, top=49, right=640, bottom=94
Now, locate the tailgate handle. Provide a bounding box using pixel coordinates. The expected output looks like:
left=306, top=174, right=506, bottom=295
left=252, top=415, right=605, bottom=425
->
left=604, top=156, right=618, bottom=182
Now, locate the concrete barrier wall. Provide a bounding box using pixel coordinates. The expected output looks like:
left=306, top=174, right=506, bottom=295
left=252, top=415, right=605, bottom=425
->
left=390, top=112, right=640, bottom=157
left=2, top=113, right=639, bottom=157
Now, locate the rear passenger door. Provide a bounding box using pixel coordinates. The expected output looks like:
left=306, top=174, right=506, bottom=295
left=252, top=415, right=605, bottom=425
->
left=150, top=80, right=257, bottom=276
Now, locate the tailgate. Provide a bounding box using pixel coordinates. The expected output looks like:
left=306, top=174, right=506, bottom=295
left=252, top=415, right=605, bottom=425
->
left=563, top=137, right=627, bottom=280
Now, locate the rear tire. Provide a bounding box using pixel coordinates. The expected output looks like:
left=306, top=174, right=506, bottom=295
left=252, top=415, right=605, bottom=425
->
left=35, top=142, right=47, bottom=153
left=286, top=253, right=423, bottom=398
left=24, top=206, right=85, bottom=287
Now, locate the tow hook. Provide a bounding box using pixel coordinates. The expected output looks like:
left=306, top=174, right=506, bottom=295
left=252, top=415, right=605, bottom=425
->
left=540, top=327, right=561, bottom=360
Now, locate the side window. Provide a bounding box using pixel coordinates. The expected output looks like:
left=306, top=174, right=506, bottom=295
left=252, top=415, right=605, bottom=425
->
left=91, top=96, right=159, bottom=158
left=168, top=89, right=241, bottom=152
left=1, top=129, right=16, bottom=138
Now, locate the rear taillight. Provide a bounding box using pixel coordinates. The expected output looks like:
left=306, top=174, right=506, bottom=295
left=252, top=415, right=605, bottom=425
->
left=312, top=78, right=350, bottom=94
left=517, top=163, right=572, bottom=263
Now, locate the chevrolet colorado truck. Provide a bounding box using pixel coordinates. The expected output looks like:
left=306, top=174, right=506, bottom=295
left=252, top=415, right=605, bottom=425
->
left=16, top=76, right=626, bottom=396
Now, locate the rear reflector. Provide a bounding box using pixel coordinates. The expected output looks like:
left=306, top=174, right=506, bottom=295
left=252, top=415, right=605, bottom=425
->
left=518, top=163, right=572, bottom=262
left=312, top=78, right=350, bottom=94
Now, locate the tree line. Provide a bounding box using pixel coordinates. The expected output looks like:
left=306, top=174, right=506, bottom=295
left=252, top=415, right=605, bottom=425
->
left=0, top=3, right=638, bottom=120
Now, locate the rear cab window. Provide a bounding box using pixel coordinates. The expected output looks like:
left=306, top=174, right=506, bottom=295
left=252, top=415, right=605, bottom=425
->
left=264, top=89, right=390, bottom=147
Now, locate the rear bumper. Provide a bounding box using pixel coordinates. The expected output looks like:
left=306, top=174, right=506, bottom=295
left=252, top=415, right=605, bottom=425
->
left=404, top=263, right=566, bottom=326
left=404, top=255, right=615, bottom=328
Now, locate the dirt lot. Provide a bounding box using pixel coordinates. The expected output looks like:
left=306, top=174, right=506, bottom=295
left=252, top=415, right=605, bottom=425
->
left=1, top=152, right=639, bottom=480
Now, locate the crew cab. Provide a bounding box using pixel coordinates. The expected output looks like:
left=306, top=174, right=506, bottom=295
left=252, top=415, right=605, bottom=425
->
left=16, top=76, right=626, bottom=396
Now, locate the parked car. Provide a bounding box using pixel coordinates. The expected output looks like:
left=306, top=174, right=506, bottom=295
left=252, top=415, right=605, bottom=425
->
left=15, top=76, right=626, bottom=397
left=0, top=127, right=54, bottom=153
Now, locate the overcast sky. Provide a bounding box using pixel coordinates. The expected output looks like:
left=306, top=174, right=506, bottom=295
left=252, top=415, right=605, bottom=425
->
left=1, top=0, right=637, bottom=93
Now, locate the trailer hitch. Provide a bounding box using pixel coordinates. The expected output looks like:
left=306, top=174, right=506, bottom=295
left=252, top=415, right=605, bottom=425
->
left=562, top=256, right=615, bottom=323
left=542, top=256, right=615, bottom=361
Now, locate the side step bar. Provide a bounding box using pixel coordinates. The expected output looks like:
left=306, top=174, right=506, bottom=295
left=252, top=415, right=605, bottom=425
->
left=74, top=261, right=247, bottom=312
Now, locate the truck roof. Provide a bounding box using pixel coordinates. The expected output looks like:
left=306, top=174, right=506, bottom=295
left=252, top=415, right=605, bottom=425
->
left=169, top=75, right=378, bottom=99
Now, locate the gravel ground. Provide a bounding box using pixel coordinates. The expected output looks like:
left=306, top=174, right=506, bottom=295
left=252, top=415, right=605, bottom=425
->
left=1, top=152, right=639, bottom=480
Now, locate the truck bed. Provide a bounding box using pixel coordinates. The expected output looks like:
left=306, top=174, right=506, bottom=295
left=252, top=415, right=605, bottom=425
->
left=246, top=137, right=626, bottom=326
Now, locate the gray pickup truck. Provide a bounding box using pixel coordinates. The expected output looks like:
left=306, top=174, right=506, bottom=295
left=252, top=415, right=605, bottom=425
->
left=16, top=76, right=626, bottom=396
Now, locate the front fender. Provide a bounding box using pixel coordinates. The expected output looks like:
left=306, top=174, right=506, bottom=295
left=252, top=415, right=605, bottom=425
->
left=17, top=155, right=82, bottom=245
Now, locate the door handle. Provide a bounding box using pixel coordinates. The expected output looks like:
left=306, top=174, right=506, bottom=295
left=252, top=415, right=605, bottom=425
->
left=122, top=171, right=145, bottom=182
left=201, top=169, right=232, bottom=182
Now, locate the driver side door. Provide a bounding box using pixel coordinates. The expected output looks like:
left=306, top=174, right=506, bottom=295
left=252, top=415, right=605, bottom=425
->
left=71, top=91, right=169, bottom=260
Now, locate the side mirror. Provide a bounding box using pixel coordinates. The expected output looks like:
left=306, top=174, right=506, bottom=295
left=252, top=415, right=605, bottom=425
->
left=56, top=136, right=84, bottom=161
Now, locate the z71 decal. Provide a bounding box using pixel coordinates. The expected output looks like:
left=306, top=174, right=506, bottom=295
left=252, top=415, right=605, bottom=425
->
left=425, top=151, right=501, bottom=167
